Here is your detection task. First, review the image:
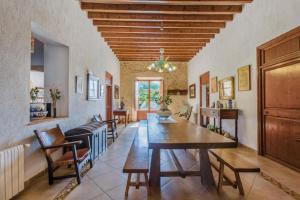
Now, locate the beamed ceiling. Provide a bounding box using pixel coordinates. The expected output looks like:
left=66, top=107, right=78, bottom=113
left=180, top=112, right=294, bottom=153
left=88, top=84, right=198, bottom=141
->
left=81, top=0, right=252, bottom=62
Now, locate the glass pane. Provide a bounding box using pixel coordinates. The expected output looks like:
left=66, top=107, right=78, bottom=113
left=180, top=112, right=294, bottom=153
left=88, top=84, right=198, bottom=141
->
left=136, top=81, right=149, bottom=110
left=150, top=81, right=161, bottom=110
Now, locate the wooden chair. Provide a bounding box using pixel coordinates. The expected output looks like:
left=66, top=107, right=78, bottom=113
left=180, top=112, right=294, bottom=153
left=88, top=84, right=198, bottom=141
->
left=93, top=114, right=118, bottom=142
left=34, top=125, right=93, bottom=185
left=175, top=104, right=193, bottom=120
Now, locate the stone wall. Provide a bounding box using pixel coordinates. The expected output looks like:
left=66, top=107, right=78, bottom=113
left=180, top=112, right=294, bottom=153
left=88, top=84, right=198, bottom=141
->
left=120, top=61, right=188, bottom=121
left=0, top=0, right=120, bottom=181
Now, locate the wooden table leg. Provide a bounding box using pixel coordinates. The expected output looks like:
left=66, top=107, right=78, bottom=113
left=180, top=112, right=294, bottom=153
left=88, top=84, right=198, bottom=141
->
left=199, top=149, right=215, bottom=188
left=125, top=114, right=127, bottom=127
left=149, top=148, right=160, bottom=187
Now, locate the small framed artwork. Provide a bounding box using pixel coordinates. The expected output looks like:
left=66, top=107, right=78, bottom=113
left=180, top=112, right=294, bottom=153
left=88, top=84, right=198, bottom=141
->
left=189, top=84, right=196, bottom=98
left=114, top=85, right=120, bottom=99
left=211, top=77, right=218, bottom=93
left=99, top=84, right=105, bottom=97
left=238, top=65, right=251, bottom=91
left=75, top=76, right=83, bottom=94
left=87, top=73, right=100, bottom=100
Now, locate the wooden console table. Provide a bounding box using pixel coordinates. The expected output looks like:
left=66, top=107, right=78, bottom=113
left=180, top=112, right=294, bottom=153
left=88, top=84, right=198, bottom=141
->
left=113, top=109, right=129, bottom=127
left=200, top=108, right=239, bottom=145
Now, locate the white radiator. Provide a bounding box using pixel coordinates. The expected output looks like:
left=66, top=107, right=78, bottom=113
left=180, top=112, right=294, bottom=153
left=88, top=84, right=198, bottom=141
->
left=0, top=145, right=24, bottom=200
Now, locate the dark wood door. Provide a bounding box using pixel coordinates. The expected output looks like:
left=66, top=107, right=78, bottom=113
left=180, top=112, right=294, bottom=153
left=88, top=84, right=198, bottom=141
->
left=258, top=26, right=300, bottom=171
left=106, top=85, right=112, bottom=120
left=200, top=72, right=210, bottom=127
left=106, top=72, right=113, bottom=121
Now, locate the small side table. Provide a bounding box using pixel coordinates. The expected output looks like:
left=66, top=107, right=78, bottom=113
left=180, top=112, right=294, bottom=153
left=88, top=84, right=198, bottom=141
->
left=113, top=109, right=129, bottom=127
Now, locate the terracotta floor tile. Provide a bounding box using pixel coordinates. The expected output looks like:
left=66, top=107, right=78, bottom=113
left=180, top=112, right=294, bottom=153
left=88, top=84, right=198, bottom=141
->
left=65, top=177, right=105, bottom=200
left=16, top=123, right=300, bottom=200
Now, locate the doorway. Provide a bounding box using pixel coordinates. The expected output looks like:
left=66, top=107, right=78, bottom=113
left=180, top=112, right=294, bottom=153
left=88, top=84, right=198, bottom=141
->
left=199, top=72, right=210, bottom=127
left=105, top=72, right=113, bottom=121
left=257, top=26, right=300, bottom=171
left=135, top=79, right=163, bottom=121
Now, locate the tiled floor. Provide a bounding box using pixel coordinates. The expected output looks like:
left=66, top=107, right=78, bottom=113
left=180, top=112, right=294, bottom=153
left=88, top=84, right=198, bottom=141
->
left=17, top=123, right=299, bottom=200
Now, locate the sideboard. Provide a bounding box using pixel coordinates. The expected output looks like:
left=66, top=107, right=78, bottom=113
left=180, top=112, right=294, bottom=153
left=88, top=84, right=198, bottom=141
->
left=200, top=108, right=239, bottom=145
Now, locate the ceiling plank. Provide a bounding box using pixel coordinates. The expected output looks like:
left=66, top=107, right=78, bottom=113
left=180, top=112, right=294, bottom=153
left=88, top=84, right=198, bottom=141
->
left=101, top=33, right=215, bottom=38
left=94, top=21, right=226, bottom=28
left=88, top=12, right=233, bottom=22
left=105, top=38, right=210, bottom=43
left=98, top=27, right=220, bottom=34
left=81, top=0, right=252, bottom=6
left=82, top=3, right=242, bottom=14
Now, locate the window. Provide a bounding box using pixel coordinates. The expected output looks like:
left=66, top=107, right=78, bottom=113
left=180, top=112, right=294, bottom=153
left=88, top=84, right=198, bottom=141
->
left=135, top=79, right=163, bottom=111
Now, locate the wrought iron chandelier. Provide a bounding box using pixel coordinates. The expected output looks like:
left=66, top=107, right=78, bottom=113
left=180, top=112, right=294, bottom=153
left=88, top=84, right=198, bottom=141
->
left=147, top=48, right=177, bottom=73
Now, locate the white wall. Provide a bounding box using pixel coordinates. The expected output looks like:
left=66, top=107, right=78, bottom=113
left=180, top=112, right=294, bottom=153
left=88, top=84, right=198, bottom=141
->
left=44, top=44, right=69, bottom=117
left=0, top=0, right=120, bottom=181
left=188, top=0, right=300, bottom=150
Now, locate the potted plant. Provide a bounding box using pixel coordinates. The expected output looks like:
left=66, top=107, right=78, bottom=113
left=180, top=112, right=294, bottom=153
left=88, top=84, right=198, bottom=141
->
left=155, top=95, right=173, bottom=118
left=49, top=88, right=61, bottom=118
left=30, top=87, right=39, bottom=102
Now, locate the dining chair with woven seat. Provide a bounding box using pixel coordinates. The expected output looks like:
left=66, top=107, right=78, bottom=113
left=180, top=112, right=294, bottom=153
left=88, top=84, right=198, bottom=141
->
left=34, top=125, right=93, bottom=185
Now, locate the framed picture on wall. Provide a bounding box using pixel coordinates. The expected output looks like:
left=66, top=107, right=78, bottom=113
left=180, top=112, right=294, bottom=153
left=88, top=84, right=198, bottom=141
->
left=211, top=77, right=218, bottom=93
left=114, top=85, right=120, bottom=99
left=189, top=84, right=196, bottom=98
left=75, top=76, right=83, bottom=94
left=87, top=73, right=100, bottom=100
left=238, top=65, right=251, bottom=91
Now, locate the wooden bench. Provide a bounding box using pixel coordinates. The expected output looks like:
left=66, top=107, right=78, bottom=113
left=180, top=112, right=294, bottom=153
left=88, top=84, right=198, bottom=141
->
left=123, top=125, right=149, bottom=196
left=209, top=149, right=260, bottom=195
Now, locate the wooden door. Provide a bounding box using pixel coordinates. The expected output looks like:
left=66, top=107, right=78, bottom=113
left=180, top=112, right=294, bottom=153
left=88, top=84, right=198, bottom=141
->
left=200, top=72, right=210, bottom=127
left=136, top=79, right=163, bottom=121
left=106, top=72, right=113, bottom=121
left=257, top=26, right=300, bottom=171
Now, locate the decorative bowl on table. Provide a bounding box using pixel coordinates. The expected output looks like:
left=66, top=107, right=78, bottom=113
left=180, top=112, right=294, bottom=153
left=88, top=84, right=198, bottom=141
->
left=156, top=109, right=172, bottom=119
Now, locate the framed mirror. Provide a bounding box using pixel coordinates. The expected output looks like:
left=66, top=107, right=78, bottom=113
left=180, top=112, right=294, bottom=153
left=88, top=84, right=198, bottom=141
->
left=87, top=73, right=100, bottom=100
left=219, top=76, right=235, bottom=100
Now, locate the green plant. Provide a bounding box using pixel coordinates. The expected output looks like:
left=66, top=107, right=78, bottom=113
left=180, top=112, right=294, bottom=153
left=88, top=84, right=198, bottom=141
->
left=49, top=88, right=61, bottom=107
left=207, top=124, right=216, bottom=131
left=155, top=95, right=173, bottom=106
left=30, top=87, right=39, bottom=101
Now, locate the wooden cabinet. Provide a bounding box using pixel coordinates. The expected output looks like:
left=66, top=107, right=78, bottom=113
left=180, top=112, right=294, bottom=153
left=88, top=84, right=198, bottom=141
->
left=257, top=26, right=300, bottom=171
left=200, top=108, right=239, bottom=145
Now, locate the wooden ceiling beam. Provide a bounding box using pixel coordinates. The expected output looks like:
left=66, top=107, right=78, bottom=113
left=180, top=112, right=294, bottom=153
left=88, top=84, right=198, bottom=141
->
left=108, top=42, right=205, bottom=46
left=88, top=12, right=233, bottom=22
left=102, top=33, right=214, bottom=38
left=116, top=53, right=196, bottom=58
left=98, top=27, right=219, bottom=34
left=105, top=38, right=210, bottom=43
left=81, top=0, right=252, bottom=6
left=113, top=49, right=199, bottom=52
left=117, top=55, right=194, bottom=61
left=118, top=58, right=190, bottom=62
left=94, top=21, right=226, bottom=28
left=111, top=46, right=200, bottom=50
left=81, top=3, right=242, bottom=14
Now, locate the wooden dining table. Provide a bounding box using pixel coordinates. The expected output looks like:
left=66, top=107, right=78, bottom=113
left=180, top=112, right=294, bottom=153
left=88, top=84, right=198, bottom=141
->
left=147, top=113, right=236, bottom=188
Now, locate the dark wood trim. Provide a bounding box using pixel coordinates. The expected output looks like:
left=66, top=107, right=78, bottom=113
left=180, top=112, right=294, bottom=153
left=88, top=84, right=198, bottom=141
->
left=199, top=71, right=210, bottom=126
